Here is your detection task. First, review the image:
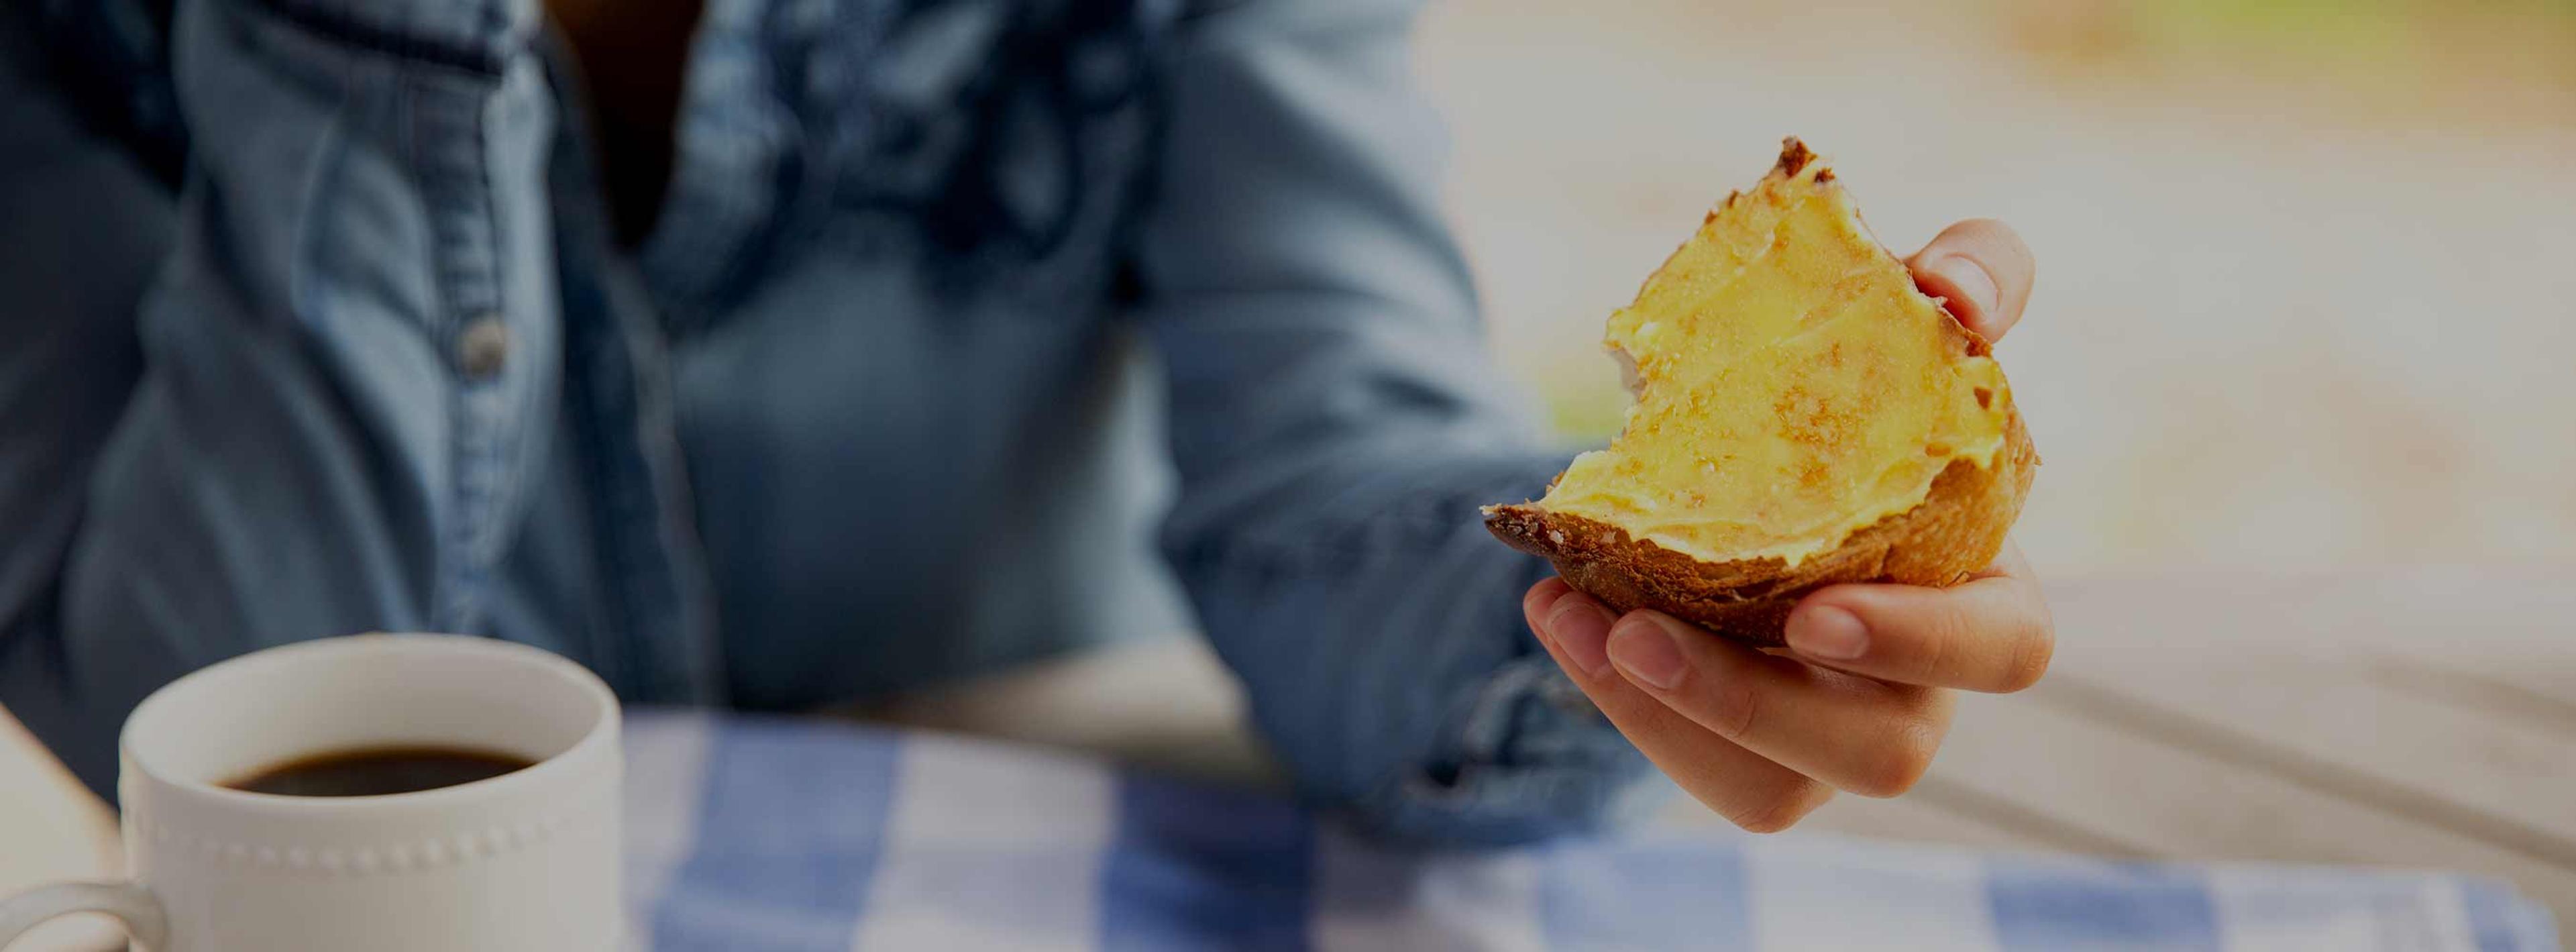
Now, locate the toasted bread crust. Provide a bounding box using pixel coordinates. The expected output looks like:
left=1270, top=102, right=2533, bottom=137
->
left=1487, top=409, right=2037, bottom=647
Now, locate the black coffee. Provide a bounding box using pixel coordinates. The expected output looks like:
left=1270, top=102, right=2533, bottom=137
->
left=223, top=745, right=537, bottom=797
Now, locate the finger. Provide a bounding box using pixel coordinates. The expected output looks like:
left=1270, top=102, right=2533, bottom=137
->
left=1603, top=611, right=1954, bottom=798
left=1527, top=586, right=1833, bottom=831
left=1522, top=576, right=1576, bottom=644
left=1907, top=219, right=2035, bottom=341
left=1782, top=545, right=2054, bottom=693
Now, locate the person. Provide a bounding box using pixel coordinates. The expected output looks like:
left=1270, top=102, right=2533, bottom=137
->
left=0, top=0, right=2051, bottom=844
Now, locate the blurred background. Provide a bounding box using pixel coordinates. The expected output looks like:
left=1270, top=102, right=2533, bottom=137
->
left=5, top=0, right=2574, bottom=945
left=1421, top=0, right=2576, bottom=924
left=1430, top=0, right=2576, bottom=575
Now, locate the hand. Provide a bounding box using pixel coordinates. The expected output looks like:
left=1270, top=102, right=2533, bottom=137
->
left=1520, top=220, right=2050, bottom=831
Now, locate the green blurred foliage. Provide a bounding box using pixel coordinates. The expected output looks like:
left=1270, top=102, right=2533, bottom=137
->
left=2001, top=0, right=2576, bottom=85
left=2149, top=0, right=2569, bottom=56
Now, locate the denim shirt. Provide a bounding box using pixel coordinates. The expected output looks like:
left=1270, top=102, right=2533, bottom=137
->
left=0, top=0, right=1655, bottom=843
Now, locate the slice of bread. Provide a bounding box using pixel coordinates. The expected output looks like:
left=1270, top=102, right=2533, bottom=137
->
left=1487, top=138, right=2037, bottom=646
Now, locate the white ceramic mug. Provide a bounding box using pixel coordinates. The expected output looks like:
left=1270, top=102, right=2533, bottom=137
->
left=0, top=634, right=623, bottom=951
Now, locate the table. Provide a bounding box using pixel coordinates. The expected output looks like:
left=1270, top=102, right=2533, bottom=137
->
left=840, top=566, right=2576, bottom=941
left=1792, top=568, right=2576, bottom=933
left=625, top=710, right=2552, bottom=950
left=3, top=568, right=2570, bottom=949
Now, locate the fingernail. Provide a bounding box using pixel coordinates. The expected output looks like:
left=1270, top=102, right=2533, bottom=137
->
left=1546, top=599, right=1617, bottom=677
left=1607, top=616, right=1689, bottom=690
left=1931, top=255, right=2000, bottom=319
left=1787, top=606, right=1869, bottom=660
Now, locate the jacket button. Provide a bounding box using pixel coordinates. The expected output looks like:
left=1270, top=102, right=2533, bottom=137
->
left=459, top=315, right=510, bottom=380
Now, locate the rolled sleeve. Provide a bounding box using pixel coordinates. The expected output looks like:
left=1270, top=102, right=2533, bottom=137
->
left=1362, top=654, right=1668, bottom=845
left=1134, top=0, right=1656, bottom=844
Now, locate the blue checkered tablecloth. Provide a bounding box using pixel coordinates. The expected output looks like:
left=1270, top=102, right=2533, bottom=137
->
left=620, top=711, right=2559, bottom=951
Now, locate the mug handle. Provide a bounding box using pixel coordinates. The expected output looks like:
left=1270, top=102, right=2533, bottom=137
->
left=0, top=881, right=168, bottom=948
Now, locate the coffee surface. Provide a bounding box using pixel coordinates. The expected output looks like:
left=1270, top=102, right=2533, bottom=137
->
left=224, top=746, right=537, bottom=797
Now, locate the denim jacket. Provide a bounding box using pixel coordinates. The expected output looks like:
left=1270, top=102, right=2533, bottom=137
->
left=0, top=0, right=1654, bottom=843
